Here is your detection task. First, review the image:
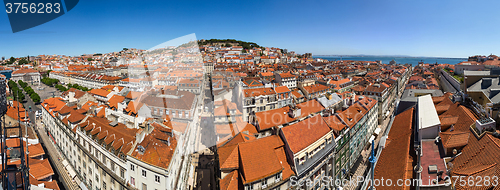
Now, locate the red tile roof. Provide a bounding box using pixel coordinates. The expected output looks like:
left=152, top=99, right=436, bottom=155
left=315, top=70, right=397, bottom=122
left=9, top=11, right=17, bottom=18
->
left=130, top=124, right=176, bottom=169
left=243, top=88, right=276, bottom=97
left=238, top=136, right=286, bottom=184
left=440, top=131, right=470, bottom=148
left=373, top=108, right=414, bottom=190
left=89, top=88, right=111, bottom=97
left=301, top=84, right=330, bottom=94
left=280, top=115, right=331, bottom=153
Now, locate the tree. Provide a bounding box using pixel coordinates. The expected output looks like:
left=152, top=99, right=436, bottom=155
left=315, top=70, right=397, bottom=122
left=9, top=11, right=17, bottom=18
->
left=8, top=80, right=18, bottom=89
left=123, top=48, right=129, bottom=51
left=12, top=89, right=24, bottom=102
left=18, top=58, right=28, bottom=65
left=225, top=43, right=231, bottom=47
left=242, top=49, right=247, bottom=53
left=8, top=57, right=15, bottom=64
left=87, top=58, right=94, bottom=62
left=18, top=80, right=27, bottom=88
left=30, top=93, right=40, bottom=103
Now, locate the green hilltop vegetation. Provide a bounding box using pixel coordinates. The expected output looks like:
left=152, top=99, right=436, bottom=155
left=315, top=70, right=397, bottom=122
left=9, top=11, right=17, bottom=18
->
left=198, top=39, right=263, bottom=50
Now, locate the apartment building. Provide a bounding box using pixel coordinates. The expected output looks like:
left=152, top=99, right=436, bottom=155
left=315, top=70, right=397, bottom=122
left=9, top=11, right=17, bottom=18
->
left=241, top=87, right=277, bottom=121
left=274, top=86, right=293, bottom=108
left=178, top=78, right=201, bottom=94
left=128, top=123, right=176, bottom=190
left=321, top=95, right=378, bottom=181
left=300, top=84, right=330, bottom=100
left=218, top=133, right=294, bottom=190
left=135, top=90, right=197, bottom=120
left=89, top=88, right=116, bottom=104
left=275, top=72, right=297, bottom=89
left=11, top=68, right=41, bottom=85
left=250, top=99, right=325, bottom=138
left=280, top=115, right=336, bottom=190
left=364, top=84, right=390, bottom=124
left=50, top=72, right=122, bottom=89
left=41, top=96, right=178, bottom=190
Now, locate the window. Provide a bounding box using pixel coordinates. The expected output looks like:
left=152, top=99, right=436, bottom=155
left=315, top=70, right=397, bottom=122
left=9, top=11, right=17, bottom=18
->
left=103, top=182, right=106, bottom=190
left=262, top=179, right=267, bottom=187
left=142, top=170, right=146, bottom=178
left=131, top=164, right=135, bottom=171
left=120, top=168, right=125, bottom=178
left=89, top=180, right=92, bottom=188
left=111, top=162, right=115, bottom=172
left=142, top=183, right=147, bottom=190
left=130, top=177, right=135, bottom=186
left=155, top=175, right=160, bottom=183
left=95, top=174, right=99, bottom=182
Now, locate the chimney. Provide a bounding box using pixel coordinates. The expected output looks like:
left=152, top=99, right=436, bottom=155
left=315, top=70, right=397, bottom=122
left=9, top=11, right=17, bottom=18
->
left=482, top=78, right=492, bottom=89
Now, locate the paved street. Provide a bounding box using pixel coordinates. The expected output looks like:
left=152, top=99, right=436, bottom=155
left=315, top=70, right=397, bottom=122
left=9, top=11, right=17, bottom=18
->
left=342, top=90, right=403, bottom=190
left=33, top=83, right=62, bottom=101
left=169, top=77, right=206, bottom=190
left=34, top=121, right=81, bottom=190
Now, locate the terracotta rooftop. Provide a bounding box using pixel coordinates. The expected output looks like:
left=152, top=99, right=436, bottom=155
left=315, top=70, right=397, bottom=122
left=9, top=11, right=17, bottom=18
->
left=280, top=115, right=331, bottom=153
left=373, top=108, right=414, bottom=190
left=131, top=124, right=176, bottom=169
left=274, top=86, right=290, bottom=94
left=89, top=88, right=111, bottom=97
left=440, top=131, right=470, bottom=148
left=243, top=87, right=276, bottom=97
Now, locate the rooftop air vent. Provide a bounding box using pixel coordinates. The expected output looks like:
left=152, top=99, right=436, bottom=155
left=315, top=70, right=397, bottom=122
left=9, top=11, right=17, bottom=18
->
left=109, top=121, right=118, bottom=127
left=137, top=145, right=145, bottom=155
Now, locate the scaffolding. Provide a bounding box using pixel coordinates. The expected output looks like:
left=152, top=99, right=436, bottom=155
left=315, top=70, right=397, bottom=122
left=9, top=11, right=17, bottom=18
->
left=1, top=79, right=30, bottom=190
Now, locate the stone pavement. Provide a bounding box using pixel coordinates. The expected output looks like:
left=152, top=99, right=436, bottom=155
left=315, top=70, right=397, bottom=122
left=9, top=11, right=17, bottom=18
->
left=34, top=121, right=81, bottom=190
left=341, top=104, right=397, bottom=190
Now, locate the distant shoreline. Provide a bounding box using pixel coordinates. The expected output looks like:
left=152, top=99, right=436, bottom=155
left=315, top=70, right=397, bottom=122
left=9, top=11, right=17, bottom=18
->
left=314, top=55, right=467, bottom=60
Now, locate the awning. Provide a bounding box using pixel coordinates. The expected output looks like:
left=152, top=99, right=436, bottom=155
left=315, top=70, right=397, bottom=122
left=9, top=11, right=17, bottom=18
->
left=66, top=164, right=77, bottom=179
left=79, top=182, right=89, bottom=190
left=368, top=135, right=376, bottom=144
left=374, top=128, right=381, bottom=135
left=62, top=160, right=69, bottom=167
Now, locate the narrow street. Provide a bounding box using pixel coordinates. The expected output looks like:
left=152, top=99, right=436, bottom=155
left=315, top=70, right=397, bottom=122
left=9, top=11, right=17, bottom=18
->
left=34, top=121, right=81, bottom=190
left=342, top=87, right=405, bottom=190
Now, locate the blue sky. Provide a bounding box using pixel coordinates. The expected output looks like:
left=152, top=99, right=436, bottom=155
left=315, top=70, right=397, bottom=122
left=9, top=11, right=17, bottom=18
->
left=0, top=0, right=499, bottom=58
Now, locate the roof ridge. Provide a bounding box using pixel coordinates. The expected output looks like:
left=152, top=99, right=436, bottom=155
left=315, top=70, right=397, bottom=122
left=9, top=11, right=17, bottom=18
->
left=487, top=134, right=500, bottom=149
left=457, top=140, right=491, bottom=170
left=454, top=163, right=497, bottom=176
